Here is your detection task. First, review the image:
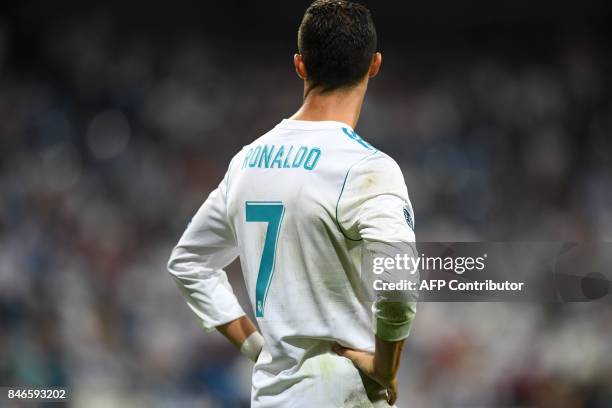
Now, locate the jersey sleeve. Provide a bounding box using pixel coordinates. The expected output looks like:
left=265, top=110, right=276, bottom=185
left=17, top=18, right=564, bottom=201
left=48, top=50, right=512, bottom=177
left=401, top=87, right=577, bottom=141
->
left=337, top=152, right=417, bottom=341
left=167, top=167, right=245, bottom=332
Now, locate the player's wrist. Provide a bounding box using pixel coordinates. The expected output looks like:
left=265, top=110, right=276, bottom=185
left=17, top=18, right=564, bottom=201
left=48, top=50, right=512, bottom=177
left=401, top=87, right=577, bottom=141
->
left=240, top=331, right=264, bottom=362
left=373, top=362, right=396, bottom=386
left=370, top=356, right=390, bottom=382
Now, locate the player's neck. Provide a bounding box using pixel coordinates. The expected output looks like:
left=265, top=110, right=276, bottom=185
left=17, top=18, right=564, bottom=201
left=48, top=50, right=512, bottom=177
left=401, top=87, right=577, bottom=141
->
left=289, top=82, right=367, bottom=129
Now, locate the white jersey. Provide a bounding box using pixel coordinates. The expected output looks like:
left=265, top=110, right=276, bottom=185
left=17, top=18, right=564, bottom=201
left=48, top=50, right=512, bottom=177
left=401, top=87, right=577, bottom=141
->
left=168, top=119, right=416, bottom=407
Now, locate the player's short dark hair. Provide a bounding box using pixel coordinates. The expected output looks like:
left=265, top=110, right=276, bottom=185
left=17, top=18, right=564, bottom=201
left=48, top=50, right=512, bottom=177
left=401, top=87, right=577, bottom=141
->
left=298, top=0, right=377, bottom=92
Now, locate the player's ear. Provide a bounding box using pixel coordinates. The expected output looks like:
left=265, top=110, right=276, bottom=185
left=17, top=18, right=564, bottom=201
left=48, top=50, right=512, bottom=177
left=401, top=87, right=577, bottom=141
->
left=368, top=52, right=382, bottom=78
left=294, top=53, right=307, bottom=80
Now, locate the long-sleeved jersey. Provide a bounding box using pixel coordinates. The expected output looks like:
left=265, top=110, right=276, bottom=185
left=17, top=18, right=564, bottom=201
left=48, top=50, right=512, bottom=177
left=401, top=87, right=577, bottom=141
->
left=168, top=119, right=416, bottom=407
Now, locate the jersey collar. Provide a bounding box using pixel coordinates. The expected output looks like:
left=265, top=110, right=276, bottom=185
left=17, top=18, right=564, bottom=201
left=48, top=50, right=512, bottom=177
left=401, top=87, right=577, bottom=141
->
left=276, top=119, right=353, bottom=131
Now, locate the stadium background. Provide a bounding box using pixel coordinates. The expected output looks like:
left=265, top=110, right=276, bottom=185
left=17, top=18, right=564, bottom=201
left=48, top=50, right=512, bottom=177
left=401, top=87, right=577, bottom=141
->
left=1, top=0, right=611, bottom=406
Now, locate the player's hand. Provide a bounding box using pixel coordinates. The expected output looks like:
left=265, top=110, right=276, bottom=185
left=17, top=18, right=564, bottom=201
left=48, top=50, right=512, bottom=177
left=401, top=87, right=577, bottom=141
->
left=332, top=343, right=398, bottom=405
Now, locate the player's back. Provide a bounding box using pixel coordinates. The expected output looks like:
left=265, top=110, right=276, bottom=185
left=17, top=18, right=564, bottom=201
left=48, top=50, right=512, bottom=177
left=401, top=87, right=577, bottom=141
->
left=226, top=119, right=405, bottom=407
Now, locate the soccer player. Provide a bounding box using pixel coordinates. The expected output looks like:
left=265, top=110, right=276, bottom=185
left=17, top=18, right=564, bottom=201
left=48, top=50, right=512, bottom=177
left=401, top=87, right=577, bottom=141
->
left=167, top=1, right=416, bottom=406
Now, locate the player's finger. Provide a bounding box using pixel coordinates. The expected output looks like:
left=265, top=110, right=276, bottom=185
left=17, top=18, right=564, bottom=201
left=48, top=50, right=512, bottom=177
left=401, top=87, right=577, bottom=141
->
left=387, top=388, right=397, bottom=405
left=332, top=343, right=351, bottom=357
left=332, top=343, right=363, bottom=361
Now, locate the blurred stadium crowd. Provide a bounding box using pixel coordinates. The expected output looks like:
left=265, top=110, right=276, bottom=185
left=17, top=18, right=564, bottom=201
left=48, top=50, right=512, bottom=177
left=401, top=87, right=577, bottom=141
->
left=1, top=8, right=612, bottom=408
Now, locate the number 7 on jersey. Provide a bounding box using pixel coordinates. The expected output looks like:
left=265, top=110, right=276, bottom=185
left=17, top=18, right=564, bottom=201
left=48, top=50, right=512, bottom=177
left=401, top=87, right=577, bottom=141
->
left=245, top=201, right=285, bottom=317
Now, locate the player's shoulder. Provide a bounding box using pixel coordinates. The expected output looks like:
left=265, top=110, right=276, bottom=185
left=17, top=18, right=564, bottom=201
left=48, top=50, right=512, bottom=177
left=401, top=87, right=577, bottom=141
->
left=338, top=128, right=401, bottom=177
left=357, top=149, right=402, bottom=174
